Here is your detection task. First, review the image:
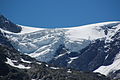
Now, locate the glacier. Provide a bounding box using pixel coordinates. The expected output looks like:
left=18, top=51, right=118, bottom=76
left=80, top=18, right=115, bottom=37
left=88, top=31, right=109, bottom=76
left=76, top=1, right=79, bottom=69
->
left=0, top=20, right=120, bottom=79
left=3, top=21, right=120, bottom=62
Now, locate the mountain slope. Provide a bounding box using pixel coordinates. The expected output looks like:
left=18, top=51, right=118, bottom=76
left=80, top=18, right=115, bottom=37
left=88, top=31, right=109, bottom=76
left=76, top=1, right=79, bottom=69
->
left=5, top=21, right=120, bottom=61
left=0, top=43, right=112, bottom=80
left=0, top=15, right=21, bottom=33
left=0, top=15, right=120, bottom=79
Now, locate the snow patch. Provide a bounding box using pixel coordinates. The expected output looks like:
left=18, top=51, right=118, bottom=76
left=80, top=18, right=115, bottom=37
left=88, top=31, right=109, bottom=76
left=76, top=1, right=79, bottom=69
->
left=46, top=64, right=49, bottom=67
left=5, top=58, right=31, bottom=69
left=94, top=51, right=120, bottom=76
left=21, top=58, right=31, bottom=63
left=55, top=53, right=66, bottom=59
left=37, top=62, right=42, bottom=65
left=67, top=69, right=72, bottom=73
left=68, top=57, right=78, bottom=64
left=50, top=67, right=59, bottom=69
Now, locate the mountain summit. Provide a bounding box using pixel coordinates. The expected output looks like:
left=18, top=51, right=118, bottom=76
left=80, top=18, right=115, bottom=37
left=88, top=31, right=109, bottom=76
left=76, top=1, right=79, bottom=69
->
left=0, top=15, right=21, bottom=33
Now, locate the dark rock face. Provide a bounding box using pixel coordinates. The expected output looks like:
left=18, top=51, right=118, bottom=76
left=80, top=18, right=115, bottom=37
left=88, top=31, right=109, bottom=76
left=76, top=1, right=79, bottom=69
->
left=108, top=70, right=120, bottom=79
left=103, top=30, right=120, bottom=66
left=0, top=44, right=111, bottom=80
left=49, top=40, right=107, bottom=71
left=0, top=44, right=30, bottom=80
left=0, top=15, right=22, bottom=48
left=0, top=15, right=21, bottom=33
left=70, top=40, right=106, bottom=71
left=49, top=29, right=120, bottom=79
left=0, top=30, right=14, bottom=48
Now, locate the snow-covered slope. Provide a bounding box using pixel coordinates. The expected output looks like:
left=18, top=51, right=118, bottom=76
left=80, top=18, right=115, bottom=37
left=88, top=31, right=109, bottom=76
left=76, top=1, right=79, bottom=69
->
left=19, top=25, right=44, bottom=34
left=1, top=15, right=120, bottom=79
left=1, top=21, right=120, bottom=79
left=65, top=22, right=114, bottom=40
left=65, top=21, right=120, bottom=52
left=3, top=21, right=120, bottom=62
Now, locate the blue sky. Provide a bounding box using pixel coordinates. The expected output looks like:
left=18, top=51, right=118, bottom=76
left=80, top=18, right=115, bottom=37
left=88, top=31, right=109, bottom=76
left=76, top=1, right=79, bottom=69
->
left=0, top=0, right=120, bottom=28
